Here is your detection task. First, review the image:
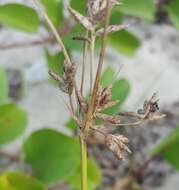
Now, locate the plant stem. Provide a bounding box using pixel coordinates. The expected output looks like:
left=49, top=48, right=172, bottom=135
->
left=84, top=0, right=111, bottom=134
left=81, top=30, right=89, bottom=95
left=80, top=135, right=88, bottom=190
left=33, top=0, right=72, bottom=66
left=90, top=29, right=96, bottom=93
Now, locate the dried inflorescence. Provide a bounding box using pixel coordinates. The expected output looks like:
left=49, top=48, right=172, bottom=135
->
left=87, top=0, right=120, bottom=24
left=105, top=134, right=131, bottom=160
left=48, top=0, right=165, bottom=161
left=49, top=61, right=76, bottom=95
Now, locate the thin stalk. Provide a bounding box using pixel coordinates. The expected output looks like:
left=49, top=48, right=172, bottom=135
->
left=80, top=135, right=88, bottom=190
left=33, top=0, right=71, bottom=66
left=90, top=29, right=96, bottom=93
left=69, top=94, right=74, bottom=114
left=81, top=30, right=89, bottom=95
left=84, top=0, right=111, bottom=134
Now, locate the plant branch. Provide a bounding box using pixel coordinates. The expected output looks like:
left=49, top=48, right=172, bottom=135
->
left=81, top=30, right=89, bottom=95
left=33, top=0, right=72, bottom=66
left=84, top=0, right=111, bottom=134
left=90, top=29, right=96, bottom=93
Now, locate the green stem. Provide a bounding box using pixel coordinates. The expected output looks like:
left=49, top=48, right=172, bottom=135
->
left=80, top=136, right=88, bottom=190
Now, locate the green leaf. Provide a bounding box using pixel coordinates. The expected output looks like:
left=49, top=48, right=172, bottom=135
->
left=110, top=8, right=123, bottom=25
left=67, top=158, right=101, bottom=190
left=24, top=129, right=80, bottom=184
left=41, top=0, right=63, bottom=27
left=104, top=78, right=130, bottom=115
left=152, top=126, right=179, bottom=170
left=100, top=67, right=115, bottom=87
left=46, top=50, right=64, bottom=76
left=63, top=24, right=84, bottom=52
left=0, top=172, right=44, bottom=190
left=70, top=0, right=87, bottom=14
left=0, top=103, right=27, bottom=145
left=165, top=0, right=179, bottom=29
left=109, top=29, right=140, bottom=56
left=0, top=66, right=8, bottom=105
left=0, top=3, right=39, bottom=32
left=119, top=0, right=156, bottom=21
left=66, top=118, right=77, bottom=130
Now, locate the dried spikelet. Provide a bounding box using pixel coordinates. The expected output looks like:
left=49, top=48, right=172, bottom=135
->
left=97, top=100, right=119, bottom=111
left=68, top=7, right=93, bottom=31
left=76, top=90, right=88, bottom=112
left=87, top=0, right=120, bottom=24
left=48, top=70, right=63, bottom=84
left=137, top=93, right=166, bottom=121
left=95, top=113, right=120, bottom=125
left=98, top=86, right=112, bottom=107
left=49, top=61, right=76, bottom=95
left=105, top=134, right=131, bottom=160
left=61, top=61, right=77, bottom=95
left=96, top=24, right=129, bottom=36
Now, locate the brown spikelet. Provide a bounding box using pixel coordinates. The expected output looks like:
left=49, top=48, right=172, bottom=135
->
left=97, top=100, right=119, bottom=112
left=87, top=0, right=120, bottom=24
left=49, top=61, right=76, bottom=95
left=105, top=134, right=131, bottom=160
left=96, top=24, right=129, bottom=36
left=95, top=113, right=120, bottom=125
left=68, top=7, right=93, bottom=30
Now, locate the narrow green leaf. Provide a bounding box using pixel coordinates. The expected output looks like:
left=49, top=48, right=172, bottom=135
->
left=41, top=0, right=64, bottom=27
left=67, top=158, right=101, bottom=190
left=165, top=0, right=179, bottom=29
left=0, top=103, right=27, bottom=145
left=119, top=0, right=156, bottom=21
left=24, top=129, right=80, bottom=184
left=109, top=30, right=140, bottom=56
left=0, top=66, right=8, bottom=105
left=0, top=3, right=39, bottom=32
left=0, top=172, right=44, bottom=190
left=152, top=126, right=179, bottom=170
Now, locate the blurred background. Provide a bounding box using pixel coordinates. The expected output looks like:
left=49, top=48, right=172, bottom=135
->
left=0, top=0, right=179, bottom=190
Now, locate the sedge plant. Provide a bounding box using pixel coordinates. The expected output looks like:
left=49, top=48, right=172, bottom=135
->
left=33, top=0, right=165, bottom=190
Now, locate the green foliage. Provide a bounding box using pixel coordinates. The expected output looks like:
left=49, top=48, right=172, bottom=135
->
left=100, top=66, right=115, bottom=87
left=119, top=0, right=156, bottom=21
left=0, top=172, right=44, bottom=190
left=67, top=158, right=101, bottom=190
left=63, top=24, right=84, bottom=52
left=70, top=0, right=87, bottom=14
left=110, top=9, right=123, bottom=25
left=0, top=103, right=27, bottom=145
left=107, top=78, right=130, bottom=115
left=153, top=126, right=179, bottom=170
left=108, top=30, right=140, bottom=56
left=41, top=0, right=64, bottom=27
left=66, top=118, right=77, bottom=130
left=0, top=67, right=8, bottom=105
left=0, top=3, right=39, bottom=32
left=24, top=129, right=80, bottom=184
left=46, top=50, right=64, bottom=76
left=165, top=0, right=179, bottom=29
